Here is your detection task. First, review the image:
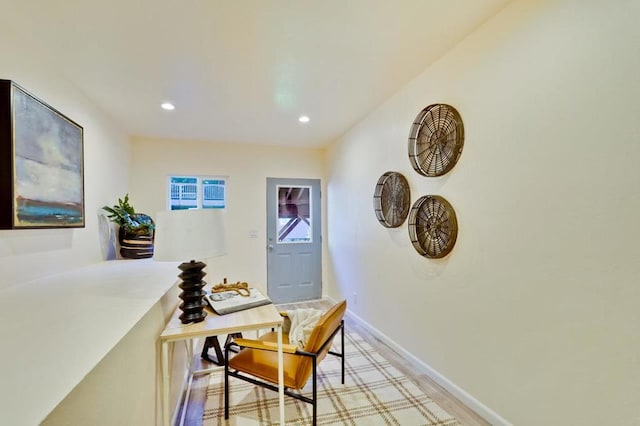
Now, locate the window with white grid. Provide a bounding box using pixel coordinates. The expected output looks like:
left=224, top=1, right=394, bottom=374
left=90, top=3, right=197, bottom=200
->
left=168, top=176, right=226, bottom=210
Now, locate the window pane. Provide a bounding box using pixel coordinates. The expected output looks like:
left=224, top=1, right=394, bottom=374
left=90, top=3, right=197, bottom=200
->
left=277, top=186, right=311, bottom=243
left=170, top=177, right=198, bottom=210
left=202, top=179, right=225, bottom=209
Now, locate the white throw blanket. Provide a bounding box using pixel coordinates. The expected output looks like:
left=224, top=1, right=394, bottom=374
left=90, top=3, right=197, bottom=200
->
left=285, top=308, right=324, bottom=350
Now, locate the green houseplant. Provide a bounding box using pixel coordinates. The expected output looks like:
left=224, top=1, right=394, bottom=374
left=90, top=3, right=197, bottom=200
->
left=102, top=194, right=155, bottom=259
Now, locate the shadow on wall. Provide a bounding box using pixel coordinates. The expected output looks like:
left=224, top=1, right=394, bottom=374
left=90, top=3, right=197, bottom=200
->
left=0, top=227, right=73, bottom=256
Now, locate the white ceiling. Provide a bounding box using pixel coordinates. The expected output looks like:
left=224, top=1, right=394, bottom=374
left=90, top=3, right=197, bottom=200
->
left=4, top=1, right=510, bottom=148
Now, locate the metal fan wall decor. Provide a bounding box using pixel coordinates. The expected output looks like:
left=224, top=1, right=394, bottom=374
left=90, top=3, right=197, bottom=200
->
left=373, top=171, right=411, bottom=228
left=408, top=104, right=464, bottom=177
left=408, top=195, right=458, bottom=258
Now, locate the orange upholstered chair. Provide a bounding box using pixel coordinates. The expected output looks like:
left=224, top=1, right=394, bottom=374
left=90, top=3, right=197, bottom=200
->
left=224, top=300, right=347, bottom=425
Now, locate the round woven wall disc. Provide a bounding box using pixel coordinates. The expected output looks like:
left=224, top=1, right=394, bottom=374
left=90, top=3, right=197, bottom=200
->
left=408, top=104, right=464, bottom=177
left=408, top=195, right=458, bottom=258
left=373, top=171, right=411, bottom=228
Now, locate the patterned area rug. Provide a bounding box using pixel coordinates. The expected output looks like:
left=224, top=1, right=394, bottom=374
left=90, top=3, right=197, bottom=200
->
left=202, top=332, right=459, bottom=425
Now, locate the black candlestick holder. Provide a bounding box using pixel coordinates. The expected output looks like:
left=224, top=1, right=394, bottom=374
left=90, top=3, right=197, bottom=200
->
left=178, top=260, right=208, bottom=324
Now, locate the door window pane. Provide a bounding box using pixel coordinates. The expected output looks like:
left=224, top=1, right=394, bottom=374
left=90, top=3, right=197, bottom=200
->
left=277, top=185, right=311, bottom=243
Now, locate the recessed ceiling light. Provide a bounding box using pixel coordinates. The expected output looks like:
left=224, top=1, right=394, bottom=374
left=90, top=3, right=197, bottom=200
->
left=298, top=115, right=310, bottom=123
left=161, top=102, right=175, bottom=111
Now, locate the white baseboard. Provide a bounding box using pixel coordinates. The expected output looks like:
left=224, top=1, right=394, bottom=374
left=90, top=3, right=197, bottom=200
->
left=344, top=307, right=512, bottom=426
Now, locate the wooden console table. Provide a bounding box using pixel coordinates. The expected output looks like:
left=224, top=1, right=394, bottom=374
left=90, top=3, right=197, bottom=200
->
left=159, top=303, right=285, bottom=425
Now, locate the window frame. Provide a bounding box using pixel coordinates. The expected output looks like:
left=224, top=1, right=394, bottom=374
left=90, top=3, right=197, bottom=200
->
left=167, top=175, right=227, bottom=211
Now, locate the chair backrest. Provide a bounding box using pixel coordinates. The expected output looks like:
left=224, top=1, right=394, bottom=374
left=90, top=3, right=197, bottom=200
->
left=293, top=300, right=346, bottom=388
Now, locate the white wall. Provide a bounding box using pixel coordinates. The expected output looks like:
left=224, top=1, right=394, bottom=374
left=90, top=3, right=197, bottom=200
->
left=129, top=137, right=326, bottom=290
left=326, top=0, right=640, bottom=424
left=0, top=18, right=173, bottom=426
left=0, top=22, right=130, bottom=288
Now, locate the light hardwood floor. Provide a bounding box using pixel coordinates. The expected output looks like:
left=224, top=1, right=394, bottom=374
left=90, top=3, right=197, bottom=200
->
left=177, top=299, right=490, bottom=426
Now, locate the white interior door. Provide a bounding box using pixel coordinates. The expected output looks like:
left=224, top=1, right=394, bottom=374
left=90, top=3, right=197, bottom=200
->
left=266, top=178, right=321, bottom=303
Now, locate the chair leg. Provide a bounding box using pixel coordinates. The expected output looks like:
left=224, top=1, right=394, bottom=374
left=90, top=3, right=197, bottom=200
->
left=202, top=332, right=243, bottom=365
left=225, top=332, right=243, bottom=353
left=312, top=357, right=317, bottom=426
left=341, top=321, right=345, bottom=384
left=201, top=336, right=225, bottom=365
left=224, top=344, right=230, bottom=419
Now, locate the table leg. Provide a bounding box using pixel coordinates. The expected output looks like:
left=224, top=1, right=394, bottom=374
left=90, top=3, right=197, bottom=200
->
left=161, top=340, right=170, bottom=426
left=178, top=339, right=198, bottom=426
left=277, top=324, right=284, bottom=425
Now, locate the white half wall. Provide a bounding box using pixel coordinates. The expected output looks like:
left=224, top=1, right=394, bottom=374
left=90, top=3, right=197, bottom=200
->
left=325, top=0, right=640, bottom=424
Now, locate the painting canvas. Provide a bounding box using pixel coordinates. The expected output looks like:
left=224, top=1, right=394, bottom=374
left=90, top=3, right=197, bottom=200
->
left=0, top=80, right=84, bottom=228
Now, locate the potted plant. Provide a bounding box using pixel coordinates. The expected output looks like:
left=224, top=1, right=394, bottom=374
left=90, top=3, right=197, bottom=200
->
left=102, top=194, right=155, bottom=259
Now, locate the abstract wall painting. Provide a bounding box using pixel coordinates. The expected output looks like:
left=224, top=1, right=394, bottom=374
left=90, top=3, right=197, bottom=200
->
left=0, top=80, right=84, bottom=229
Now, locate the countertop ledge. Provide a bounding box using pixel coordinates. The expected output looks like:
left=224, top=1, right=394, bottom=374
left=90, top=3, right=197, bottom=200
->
left=0, top=259, right=180, bottom=425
